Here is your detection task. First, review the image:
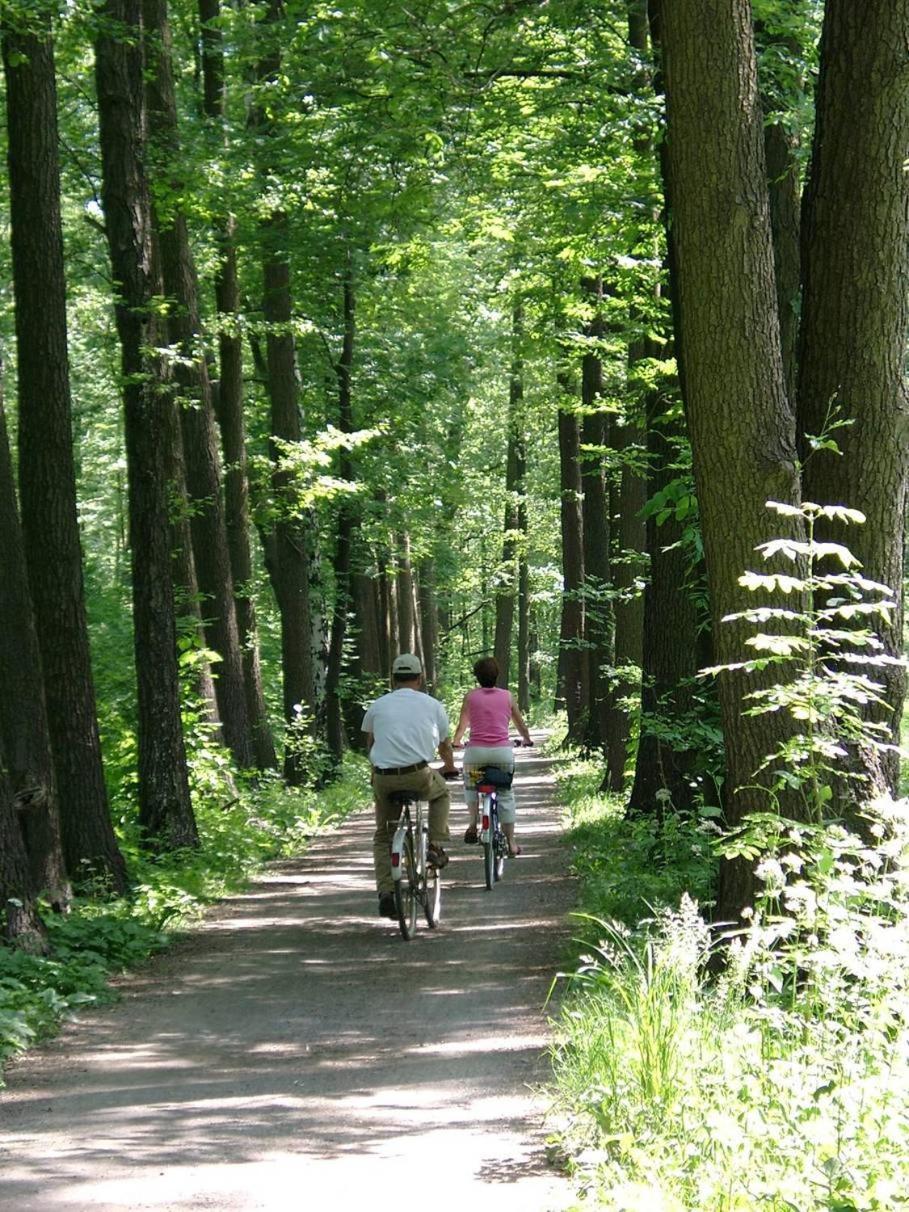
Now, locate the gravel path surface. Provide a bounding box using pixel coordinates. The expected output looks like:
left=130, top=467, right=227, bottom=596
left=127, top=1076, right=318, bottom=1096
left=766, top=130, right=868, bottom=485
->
left=0, top=748, right=576, bottom=1211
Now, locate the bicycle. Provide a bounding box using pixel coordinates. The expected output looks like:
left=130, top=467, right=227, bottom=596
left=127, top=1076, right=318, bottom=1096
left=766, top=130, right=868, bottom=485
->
left=476, top=766, right=512, bottom=891
left=388, top=789, right=441, bottom=939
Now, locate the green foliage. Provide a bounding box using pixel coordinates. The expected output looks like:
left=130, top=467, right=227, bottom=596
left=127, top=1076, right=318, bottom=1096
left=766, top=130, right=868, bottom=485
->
left=703, top=500, right=906, bottom=820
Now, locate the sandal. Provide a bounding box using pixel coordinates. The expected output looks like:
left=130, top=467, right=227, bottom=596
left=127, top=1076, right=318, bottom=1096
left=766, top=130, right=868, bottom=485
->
left=508, top=844, right=522, bottom=857
left=463, top=825, right=478, bottom=845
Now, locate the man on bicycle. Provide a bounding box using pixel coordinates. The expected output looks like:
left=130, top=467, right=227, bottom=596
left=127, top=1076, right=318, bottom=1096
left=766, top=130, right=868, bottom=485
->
left=362, top=653, right=458, bottom=918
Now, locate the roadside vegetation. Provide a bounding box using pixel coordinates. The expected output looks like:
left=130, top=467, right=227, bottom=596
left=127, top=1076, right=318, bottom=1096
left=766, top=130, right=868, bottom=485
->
left=548, top=508, right=909, bottom=1210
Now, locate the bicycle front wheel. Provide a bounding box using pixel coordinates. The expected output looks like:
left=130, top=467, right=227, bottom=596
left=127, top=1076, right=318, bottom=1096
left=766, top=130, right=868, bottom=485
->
left=494, top=830, right=506, bottom=882
left=484, top=836, right=495, bottom=890
left=395, top=832, right=418, bottom=939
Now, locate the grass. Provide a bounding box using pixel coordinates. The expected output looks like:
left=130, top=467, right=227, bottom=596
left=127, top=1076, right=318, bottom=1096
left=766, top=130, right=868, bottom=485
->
left=547, top=754, right=909, bottom=1211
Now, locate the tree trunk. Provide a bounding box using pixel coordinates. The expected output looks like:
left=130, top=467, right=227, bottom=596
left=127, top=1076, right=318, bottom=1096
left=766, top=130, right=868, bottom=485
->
left=199, top=0, right=275, bottom=770
left=324, top=263, right=356, bottom=766
left=0, top=759, right=46, bottom=951
left=608, top=419, right=647, bottom=787
left=3, top=11, right=125, bottom=894
left=396, top=533, right=417, bottom=655
left=418, top=559, right=440, bottom=692
left=516, top=430, right=530, bottom=714
left=661, top=0, right=802, bottom=919
left=493, top=301, right=524, bottom=685
left=556, top=376, right=586, bottom=732
left=796, top=0, right=909, bottom=791
left=0, top=388, right=70, bottom=910
left=144, top=0, right=253, bottom=769
left=95, top=0, right=198, bottom=849
left=628, top=401, right=700, bottom=815
left=251, top=3, right=315, bottom=782
left=162, top=379, right=222, bottom=729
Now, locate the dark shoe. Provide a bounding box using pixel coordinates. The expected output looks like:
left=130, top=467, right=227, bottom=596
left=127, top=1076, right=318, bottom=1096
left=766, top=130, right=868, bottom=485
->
left=507, top=845, right=522, bottom=858
left=463, top=825, right=478, bottom=845
left=378, top=891, right=397, bottom=918
left=427, top=844, right=449, bottom=869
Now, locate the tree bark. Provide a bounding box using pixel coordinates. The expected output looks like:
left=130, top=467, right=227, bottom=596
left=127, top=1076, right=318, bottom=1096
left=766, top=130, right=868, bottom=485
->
left=796, top=0, right=909, bottom=790
left=661, top=0, right=802, bottom=919
left=324, top=263, right=356, bottom=766
left=0, top=387, right=70, bottom=911
left=95, top=0, right=198, bottom=849
left=251, top=2, right=315, bottom=782
left=3, top=10, right=125, bottom=894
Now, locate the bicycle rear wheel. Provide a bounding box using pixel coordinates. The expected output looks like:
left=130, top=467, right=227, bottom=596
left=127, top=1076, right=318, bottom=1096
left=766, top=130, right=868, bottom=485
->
left=423, top=861, right=441, bottom=927
left=394, top=832, right=418, bottom=939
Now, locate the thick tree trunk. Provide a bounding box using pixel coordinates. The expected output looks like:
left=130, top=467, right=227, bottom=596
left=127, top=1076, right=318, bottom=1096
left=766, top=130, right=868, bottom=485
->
left=0, top=390, right=70, bottom=911
left=0, top=758, right=47, bottom=949
left=3, top=13, right=125, bottom=894
left=797, top=0, right=909, bottom=791
left=661, top=0, right=802, bottom=919
left=144, top=0, right=252, bottom=769
left=95, top=0, right=198, bottom=849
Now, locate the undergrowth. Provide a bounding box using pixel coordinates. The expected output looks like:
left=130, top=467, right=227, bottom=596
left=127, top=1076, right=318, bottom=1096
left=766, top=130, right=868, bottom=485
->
left=0, top=753, right=367, bottom=1082
left=547, top=503, right=909, bottom=1210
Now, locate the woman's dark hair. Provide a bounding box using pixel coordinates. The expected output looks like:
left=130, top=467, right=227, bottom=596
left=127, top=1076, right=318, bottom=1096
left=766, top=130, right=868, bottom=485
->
left=473, top=656, right=499, bottom=688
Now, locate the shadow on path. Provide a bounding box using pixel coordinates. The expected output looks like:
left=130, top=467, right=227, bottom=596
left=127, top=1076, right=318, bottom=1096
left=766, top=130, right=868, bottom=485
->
left=0, top=750, right=576, bottom=1212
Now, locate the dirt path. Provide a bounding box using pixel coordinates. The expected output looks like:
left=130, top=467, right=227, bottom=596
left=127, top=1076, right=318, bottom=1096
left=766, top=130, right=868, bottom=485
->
left=0, top=750, right=576, bottom=1211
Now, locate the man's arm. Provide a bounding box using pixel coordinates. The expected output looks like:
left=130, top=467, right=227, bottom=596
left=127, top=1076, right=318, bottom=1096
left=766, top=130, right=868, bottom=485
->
left=437, top=737, right=457, bottom=774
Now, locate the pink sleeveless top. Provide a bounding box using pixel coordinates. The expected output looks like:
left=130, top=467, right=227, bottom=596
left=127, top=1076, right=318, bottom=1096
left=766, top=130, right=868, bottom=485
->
left=466, top=687, right=512, bottom=746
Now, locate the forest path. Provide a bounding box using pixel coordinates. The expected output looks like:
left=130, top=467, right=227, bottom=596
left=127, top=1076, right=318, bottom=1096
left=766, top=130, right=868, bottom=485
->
left=0, top=748, right=576, bottom=1211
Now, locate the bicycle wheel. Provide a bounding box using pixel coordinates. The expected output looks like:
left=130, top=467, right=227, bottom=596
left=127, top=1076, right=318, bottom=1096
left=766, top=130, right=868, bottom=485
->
left=394, top=832, right=418, bottom=939
left=484, top=836, right=495, bottom=890
left=494, top=827, right=506, bottom=882
left=423, top=860, right=441, bottom=927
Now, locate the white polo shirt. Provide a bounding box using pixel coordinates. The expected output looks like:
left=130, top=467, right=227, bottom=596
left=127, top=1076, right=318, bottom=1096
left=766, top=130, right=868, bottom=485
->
left=362, top=688, right=450, bottom=769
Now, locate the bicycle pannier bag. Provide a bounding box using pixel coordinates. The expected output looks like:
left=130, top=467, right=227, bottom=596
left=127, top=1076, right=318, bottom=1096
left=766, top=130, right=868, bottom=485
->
left=482, top=766, right=513, bottom=789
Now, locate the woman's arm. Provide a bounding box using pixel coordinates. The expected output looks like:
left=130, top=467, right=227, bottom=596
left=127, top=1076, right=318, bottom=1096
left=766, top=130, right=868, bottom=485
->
left=452, top=695, right=470, bottom=747
left=510, top=698, right=532, bottom=744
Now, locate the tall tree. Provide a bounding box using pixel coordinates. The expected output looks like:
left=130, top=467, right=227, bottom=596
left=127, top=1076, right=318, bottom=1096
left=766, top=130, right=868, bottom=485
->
left=324, top=260, right=356, bottom=764
left=0, top=379, right=70, bottom=911
left=493, top=300, right=525, bottom=684
left=555, top=372, right=585, bottom=725
left=95, top=0, right=198, bottom=848
left=796, top=0, right=909, bottom=791
left=143, top=0, right=253, bottom=769
left=3, top=2, right=127, bottom=891
left=661, top=0, right=802, bottom=918
left=198, top=0, right=276, bottom=770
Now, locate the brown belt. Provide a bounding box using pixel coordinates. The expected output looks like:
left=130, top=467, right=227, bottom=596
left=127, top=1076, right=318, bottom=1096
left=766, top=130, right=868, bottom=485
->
left=373, top=760, right=428, bottom=776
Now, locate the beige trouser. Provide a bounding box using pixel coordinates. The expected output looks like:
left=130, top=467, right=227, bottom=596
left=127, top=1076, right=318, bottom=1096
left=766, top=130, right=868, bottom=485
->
left=372, top=765, right=451, bottom=894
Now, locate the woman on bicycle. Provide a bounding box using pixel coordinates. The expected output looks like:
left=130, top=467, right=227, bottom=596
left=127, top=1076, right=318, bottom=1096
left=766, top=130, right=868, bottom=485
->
left=452, top=656, right=532, bottom=856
